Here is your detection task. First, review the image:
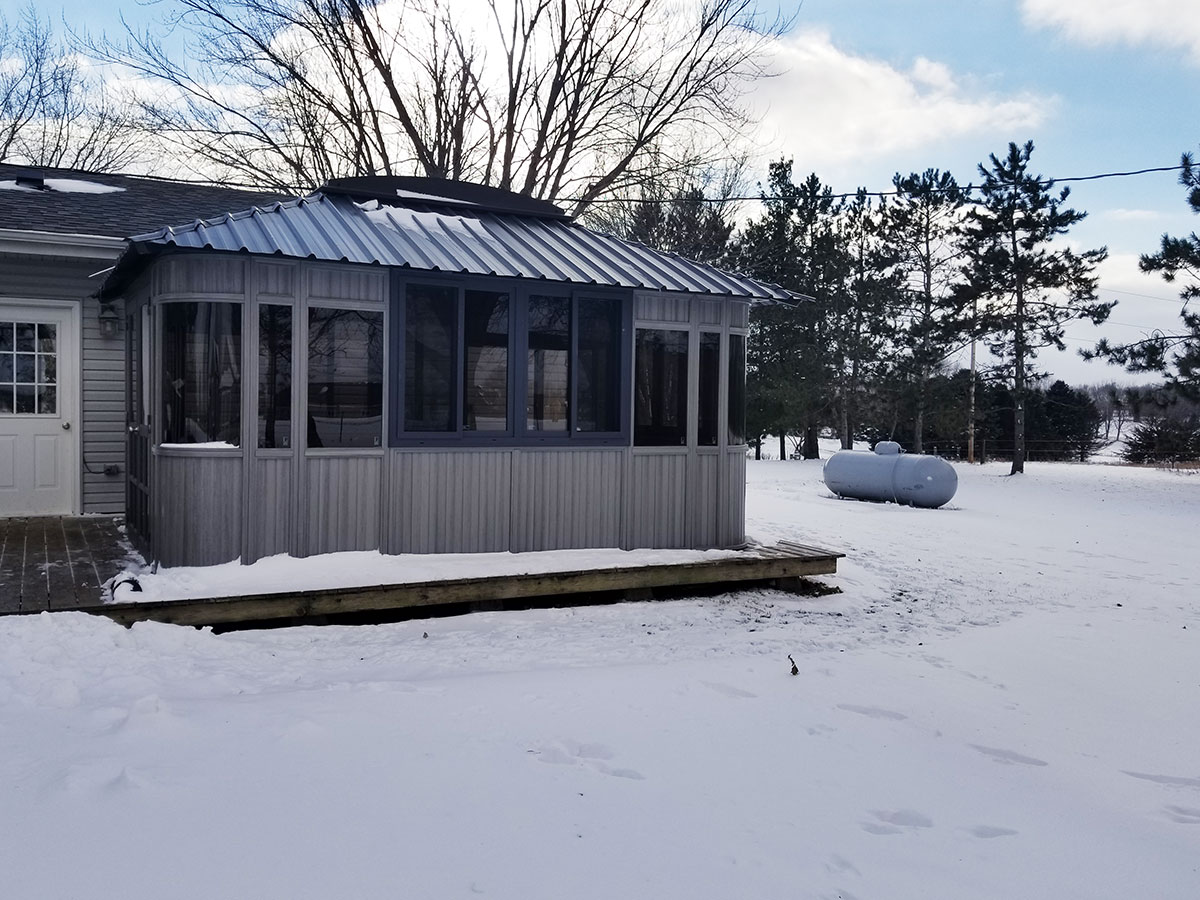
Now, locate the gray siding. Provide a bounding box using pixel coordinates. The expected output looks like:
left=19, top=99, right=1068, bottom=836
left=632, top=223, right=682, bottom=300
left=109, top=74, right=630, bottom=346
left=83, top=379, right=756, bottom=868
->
left=387, top=450, right=511, bottom=554
left=246, top=457, right=293, bottom=561
left=510, top=448, right=624, bottom=551
left=0, top=253, right=126, bottom=514
left=305, top=455, right=383, bottom=555
left=155, top=454, right=242, bottom=566
left=689, top=451, right=720, bottom=549
left=629, top=451, right=688, bottom=548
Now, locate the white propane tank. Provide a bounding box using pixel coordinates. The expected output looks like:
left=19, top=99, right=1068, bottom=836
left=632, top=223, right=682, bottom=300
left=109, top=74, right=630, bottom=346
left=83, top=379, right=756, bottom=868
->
left=822, top=441, right=958, bottom=509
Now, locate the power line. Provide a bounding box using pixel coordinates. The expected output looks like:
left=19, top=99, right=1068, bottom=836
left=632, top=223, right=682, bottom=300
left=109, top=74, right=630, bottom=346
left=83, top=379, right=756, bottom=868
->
left=578, top=163, right=1189, bottom=205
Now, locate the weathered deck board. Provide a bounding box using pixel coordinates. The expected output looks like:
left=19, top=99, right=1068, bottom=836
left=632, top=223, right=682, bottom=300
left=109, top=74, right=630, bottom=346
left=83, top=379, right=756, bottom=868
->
left=96, top=544, right=845, bottom=629
left=0, top=518, right=844, bottom=631
left=0, top=518, right=24, bottom=614
left=0, top=516, right=134, bottom=612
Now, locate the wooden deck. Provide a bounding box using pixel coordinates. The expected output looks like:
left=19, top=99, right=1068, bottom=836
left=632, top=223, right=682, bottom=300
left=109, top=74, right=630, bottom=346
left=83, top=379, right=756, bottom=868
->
left=0, top=516, right=138, bottom=614
left=0, top=522, right=843, bottom=630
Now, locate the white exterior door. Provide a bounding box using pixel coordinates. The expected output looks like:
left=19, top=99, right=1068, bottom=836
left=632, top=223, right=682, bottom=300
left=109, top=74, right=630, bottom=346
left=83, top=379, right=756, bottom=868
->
left=0, top=303, right=79, bottom=515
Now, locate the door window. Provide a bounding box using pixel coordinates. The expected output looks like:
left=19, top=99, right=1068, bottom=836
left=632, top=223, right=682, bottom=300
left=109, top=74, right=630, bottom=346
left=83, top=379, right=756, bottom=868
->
left=0, top=321, right=57, bottom=415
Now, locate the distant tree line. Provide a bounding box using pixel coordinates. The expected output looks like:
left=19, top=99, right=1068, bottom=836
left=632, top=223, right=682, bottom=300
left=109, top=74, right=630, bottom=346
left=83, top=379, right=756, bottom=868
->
left=625, top=140, right=1119, bottom=472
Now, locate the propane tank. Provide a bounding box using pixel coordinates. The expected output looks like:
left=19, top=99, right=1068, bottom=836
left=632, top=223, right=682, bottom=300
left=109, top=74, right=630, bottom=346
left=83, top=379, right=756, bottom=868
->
left=823, top=442, right=958, bottom=509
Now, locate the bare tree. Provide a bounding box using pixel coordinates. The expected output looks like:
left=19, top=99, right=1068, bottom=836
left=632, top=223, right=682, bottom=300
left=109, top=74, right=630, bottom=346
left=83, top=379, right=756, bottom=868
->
left=88, top=0, right=782, bottom=213
left=1, top=5, right=140, bottom=172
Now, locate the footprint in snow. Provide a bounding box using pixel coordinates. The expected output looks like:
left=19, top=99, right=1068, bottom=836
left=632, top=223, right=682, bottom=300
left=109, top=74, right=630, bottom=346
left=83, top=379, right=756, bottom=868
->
left=530, top=741, right=644, bottom=780
left=837, top=704, right=907, bottom=721
left=970, top=825, right=1019, bottom=838
left=871, top=808, right=933, bottom=828
left=1163, top=805, right=1200, bottom=825
left=702, top=681, right=757, bottom=699
left=970, top=744, right=1049, bottom=767
left=1122, top=771, right=1200, bottom=789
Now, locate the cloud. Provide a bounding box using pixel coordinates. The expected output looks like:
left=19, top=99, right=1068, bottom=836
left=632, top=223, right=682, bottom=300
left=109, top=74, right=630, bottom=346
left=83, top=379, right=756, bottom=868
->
left=1100, top=208, right=1161, bottom=223
left=1021, top=0, right=1200, bottom=63
left=747, top=29, right=1051, bottom=174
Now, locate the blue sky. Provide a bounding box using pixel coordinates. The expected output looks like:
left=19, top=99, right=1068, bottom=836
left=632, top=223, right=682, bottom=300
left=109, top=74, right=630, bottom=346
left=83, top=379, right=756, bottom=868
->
left=53, top=0, right=1200, bottom=383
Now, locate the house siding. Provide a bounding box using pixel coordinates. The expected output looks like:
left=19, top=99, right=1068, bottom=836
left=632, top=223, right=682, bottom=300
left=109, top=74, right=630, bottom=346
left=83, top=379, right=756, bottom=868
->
left=0, top=253, right=126, bottom=515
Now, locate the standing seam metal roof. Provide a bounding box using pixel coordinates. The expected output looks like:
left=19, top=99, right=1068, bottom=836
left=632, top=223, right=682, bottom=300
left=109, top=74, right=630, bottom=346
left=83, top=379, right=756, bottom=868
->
left=116, top=191, right=797, bottom=300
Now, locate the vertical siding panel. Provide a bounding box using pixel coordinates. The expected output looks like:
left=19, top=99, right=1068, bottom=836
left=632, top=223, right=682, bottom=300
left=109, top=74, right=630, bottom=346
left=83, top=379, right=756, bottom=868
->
left=154, top=455, right=242, bottom=566
left=509, top=449, right=624, bottom=551
left=630, top=452, right=688, bottom=548
left=305, top=456, right=382, bottom=555
left=689, top=453, right=719, bottom=548
left=387, top=450, right=511, bottom=553
left=725, top=449, right=747, bottom=546
left=248, top=457, right=292, bottom=560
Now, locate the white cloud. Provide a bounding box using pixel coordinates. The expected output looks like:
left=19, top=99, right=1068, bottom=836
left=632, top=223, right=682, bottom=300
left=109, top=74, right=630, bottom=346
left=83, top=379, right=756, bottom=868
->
left=1100, top=208, right=1161, bottom=223
left=747, top=29, right=1050, bottom=174
left=1021, top=0, right=1200, bottom=63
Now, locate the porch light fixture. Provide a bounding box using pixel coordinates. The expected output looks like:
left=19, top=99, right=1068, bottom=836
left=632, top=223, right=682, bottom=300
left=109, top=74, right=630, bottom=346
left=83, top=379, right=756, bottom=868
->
left=98, top=302, right=120, bottom=338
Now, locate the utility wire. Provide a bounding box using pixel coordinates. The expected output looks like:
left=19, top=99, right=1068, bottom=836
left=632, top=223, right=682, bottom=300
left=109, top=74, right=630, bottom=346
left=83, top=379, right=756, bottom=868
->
left=576, top=163, right=1189, bottom=205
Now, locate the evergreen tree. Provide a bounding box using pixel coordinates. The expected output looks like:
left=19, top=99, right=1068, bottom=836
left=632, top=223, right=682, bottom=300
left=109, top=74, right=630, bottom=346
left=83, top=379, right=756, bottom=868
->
left=829, top=189, right=902, bottom=448
left=885, top=169, right=970, bottom=453
left=625, top=186, right=735, bottom=267
left=1122, top=417, right=1200, bottom=464
left=730, top=162, right=843, bottom=459
left=958, top=141, right=1111, bottom=474
left=1088, top=150, right=1200, bottom=399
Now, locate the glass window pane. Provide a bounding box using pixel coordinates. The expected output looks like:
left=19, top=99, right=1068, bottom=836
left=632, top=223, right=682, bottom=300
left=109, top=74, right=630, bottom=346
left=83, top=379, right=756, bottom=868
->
left=0, top=323, right=12, bottom=352
left=307, top=307, right=384, bottom=448
left=38, top=355, right=56, bottom=385
left=0, top=354, right=11, bottom=381
left=527, top=295, right=569, bottom=432
left=728, top=334, right=746, bottom=445
left=698, top=332, right=720, bottom=446
left=404, top=284, right=456, bottom=432
left=161, top=302, right=243, bottom=445
left=258, top=305, right=293, bottom=448
left=37, top=385, right=56, bottom=414
left=15, top=384, right=35, bottom=414
left=14, top=353, right=34, bottom=384
left=15, top=323, right=34, bottom=352
left=37, top=323, right=56, bottom=352
left=0, top=387, right=11, bottom=413
left=635, top=329, right=689, bottom=446
left=576, top=298, right=620, bottom=433
left=464, top=290, right=508, bottom=432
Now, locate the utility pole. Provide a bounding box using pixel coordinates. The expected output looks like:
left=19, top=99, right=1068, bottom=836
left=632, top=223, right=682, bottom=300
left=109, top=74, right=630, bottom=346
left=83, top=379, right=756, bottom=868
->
left=967, top=295, right=977, bottom=464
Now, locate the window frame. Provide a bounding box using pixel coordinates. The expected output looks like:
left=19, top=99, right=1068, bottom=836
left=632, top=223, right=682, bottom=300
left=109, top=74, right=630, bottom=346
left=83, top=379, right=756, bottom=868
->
left=389, top=273, right=631, bottom=447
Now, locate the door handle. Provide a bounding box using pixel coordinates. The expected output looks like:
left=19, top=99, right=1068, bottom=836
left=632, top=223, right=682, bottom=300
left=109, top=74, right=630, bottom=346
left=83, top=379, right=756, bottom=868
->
left=62, top=422, right=71, bottom=431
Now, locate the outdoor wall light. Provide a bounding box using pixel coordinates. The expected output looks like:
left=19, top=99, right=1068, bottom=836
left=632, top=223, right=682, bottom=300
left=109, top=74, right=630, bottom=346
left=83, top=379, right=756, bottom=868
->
left=98, top=302, right=120, bottom=338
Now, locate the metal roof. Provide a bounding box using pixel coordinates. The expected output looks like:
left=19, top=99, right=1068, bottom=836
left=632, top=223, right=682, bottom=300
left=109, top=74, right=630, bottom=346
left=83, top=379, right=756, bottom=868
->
left=107, top=191, right=797, bottom=301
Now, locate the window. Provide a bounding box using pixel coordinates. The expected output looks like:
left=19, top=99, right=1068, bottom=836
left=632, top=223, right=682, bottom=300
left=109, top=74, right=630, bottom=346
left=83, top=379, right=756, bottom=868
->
left=393, top=282, right=625, bottom=443
left=635, top=329, right=688, bottom=446
left=728, top=333, right=746, bottom=445
left=258, top=305, right=293, bottom=448
left=463, top=290, right=509, bottom=431
left=527, top=295, right=569, bottom=431
left=307, top=307, right=384, bottom=448
left=404, top=284, right=456, bottom=432
left=698, top=332, right=721, bottom=446
left=0, top=321, right=56, bottom=415
left=161, top=302, right=242, bottom=445
left=576, top=298, right=620, bottom=432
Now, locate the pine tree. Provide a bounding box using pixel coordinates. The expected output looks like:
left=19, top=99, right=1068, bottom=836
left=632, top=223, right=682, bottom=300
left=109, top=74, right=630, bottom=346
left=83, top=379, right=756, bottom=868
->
left=885, top=169, right=969, bottom=453
left=730, top=162, right=843, bottom=459
left=958, top=141, right=1111, bottom=474
left=1088, top=150, right=1200, bottom=399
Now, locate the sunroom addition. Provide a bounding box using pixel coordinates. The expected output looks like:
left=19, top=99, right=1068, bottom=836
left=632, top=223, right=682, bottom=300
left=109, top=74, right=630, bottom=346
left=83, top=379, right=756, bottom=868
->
left=101, top=178, right=796, bottom=568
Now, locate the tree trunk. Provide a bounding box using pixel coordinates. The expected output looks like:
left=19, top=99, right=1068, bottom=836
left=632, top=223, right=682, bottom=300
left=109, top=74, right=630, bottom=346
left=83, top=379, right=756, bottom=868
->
left=779, top=432, right=787, bottom=461
left=802, top=424, right=820, bottom=459
left=1011, top=295, right=1026, bottom=475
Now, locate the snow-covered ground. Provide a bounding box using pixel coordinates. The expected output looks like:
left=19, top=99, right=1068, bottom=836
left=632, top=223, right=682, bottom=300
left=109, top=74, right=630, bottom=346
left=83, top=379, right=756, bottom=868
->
left=2, top=458, right=1198, bottom=899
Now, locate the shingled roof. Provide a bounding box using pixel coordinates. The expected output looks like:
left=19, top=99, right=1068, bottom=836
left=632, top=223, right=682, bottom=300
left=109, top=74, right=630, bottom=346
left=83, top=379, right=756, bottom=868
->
left=0, top=163, right=290, bottom=239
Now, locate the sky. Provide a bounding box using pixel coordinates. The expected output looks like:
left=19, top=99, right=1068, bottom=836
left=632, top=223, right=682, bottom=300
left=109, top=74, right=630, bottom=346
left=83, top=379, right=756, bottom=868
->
left=50, top=0, right=1200, bottom=386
